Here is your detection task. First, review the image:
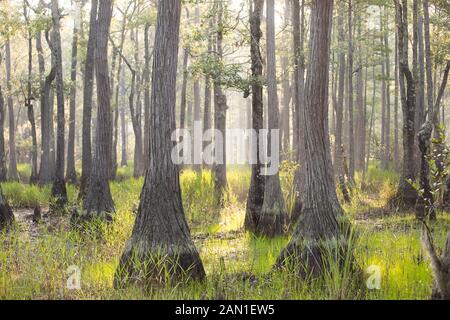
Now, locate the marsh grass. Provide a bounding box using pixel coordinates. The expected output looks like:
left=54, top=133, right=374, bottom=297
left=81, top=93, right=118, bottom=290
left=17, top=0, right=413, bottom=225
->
left=0, top=164, right=448, bottom=299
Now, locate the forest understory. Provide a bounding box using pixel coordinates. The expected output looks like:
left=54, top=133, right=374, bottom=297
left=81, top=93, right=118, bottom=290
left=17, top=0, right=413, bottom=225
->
left=0, top=163, right=448, bottom=300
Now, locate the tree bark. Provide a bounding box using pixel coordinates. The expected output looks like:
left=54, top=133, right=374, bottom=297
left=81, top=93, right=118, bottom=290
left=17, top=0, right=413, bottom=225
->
left=66, top=4, right=79, bottom=184
left=347, top=0, right=355, bottom=183
left=212, top=0, right=228, bottom=207
left=115, top=0, right=205, bottom=286
left=143, top=22, right=151, bottom=166
left=79, top=0, right=98, bottom=199
left=37, top=29, right=55, bottom=185
left=82, top=0, right=115, bottom=220
left=335, top=5, right=349, bottom=203
left=395, top=0, right=418, bottom=208
left=276, top=0, right=357, bottom=279
left=257, top=0, right=289, bottom=237
left=0, top=85, right=7, bottom=182
left=245, top=0, right=265, bottom=232
left=4, top=37, right=19, bottom=181
left=51, top=0, right=68, bottom=208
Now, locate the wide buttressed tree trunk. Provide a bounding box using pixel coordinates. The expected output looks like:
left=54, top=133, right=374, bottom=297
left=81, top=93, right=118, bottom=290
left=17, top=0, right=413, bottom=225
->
left=245, top=0, right=265, bottom=232
left=115, top=0, right=205, bottom=286
left=82, top=0, right=115, bottom=221
left=258, top=0, right=289, bottom=237
left=79, top=0, right=98, bottom=200
left=51, top=0, right=68, bottom=208
left=394, top=0, right=418, bottom=209
left=66, top=6, right=79, bottom=185
left=276, top=0, right=358, bottom=280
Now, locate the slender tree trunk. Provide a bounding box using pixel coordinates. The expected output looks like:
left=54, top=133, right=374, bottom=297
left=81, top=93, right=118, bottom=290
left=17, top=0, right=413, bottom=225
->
left=280, top=0, right=291, bottom=158
left=23, top=5, right=39, bottom=184
left=366, top=65, right=377, bottom=174
left=179, top=48, right=189, bottom=129
left=120, top=66, right=128, bottom=167
left=212, top=0, right=228, bottom=207
left=347, top=0, right=355, bottom=182
left=245, top=0, right=265, bottom=232
left=131, top=29, right=144, bottom=177
left=258, top=0, right=289, bottom=237
left=79, top=0, right=98, bottom=199
left=37, top=30, right=55, bottom=185
left=4, top=38, right=18, bottom=181
left=115, top=0, right=205, bottom=286
left=394, top=32, right=400, bottom=170
left=51, top=0, right=68, bottom=208
left=355, top=16, right=365, bottom=171
left=335, top=5, right=350, bottom=203
left=395, top=0, right=418, bottom=208
left=111, top=12, right=129, bottom=181
left=66, top=6, right=79, bottom=184
left=0, top=86, right=7, bottom=182
left=82, top=0, right=115, bottom=220
left=143, top=22, right=151, bottom=166
left=384, top=10, right=392, bottom=170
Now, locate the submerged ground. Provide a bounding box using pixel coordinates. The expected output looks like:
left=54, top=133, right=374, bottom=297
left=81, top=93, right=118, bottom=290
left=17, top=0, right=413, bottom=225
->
left=0, top=163, right=448, bottom=300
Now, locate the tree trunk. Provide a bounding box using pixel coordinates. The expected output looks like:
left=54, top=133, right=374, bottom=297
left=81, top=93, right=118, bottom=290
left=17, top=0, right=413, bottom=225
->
left=179, top=50, right=189, bottom=130
left=51, top=0, right=68, bottom=208
left=355, top=16, right=365, bottom=172
left=0, top=85, right=7, bottom=182
left=79, top=0, right=98, bottom=199
left=395, top=0, right=418, bottom=208
left=120, top=65, right=128, bottom=167
left=143, top=22, right=151, bottom=166
left=23, top=5, right=39, bottom=184
left=383, top=9, right=391, bottom=170
left=276, top=0, right=357, bottom=280
left=115, top=0, right=205, bottom=286
left=37, top=29, right=55, bottom=185
left=212, top=0, right=228, bottom=207
left=82, top=0, right=115, bottom=220
left=347, top=0, right=355, bottom=183
left=394, top=32, right=400, bottom=170
left=335, top=5, right=349, bottom=203
left=245, top=0, right=265, bottom=232
left=4, top=38, right=19, bottom=181
left=66, top=6, right=79, bottom=184
left=111, top=14, right=128, bottom=181
left=0, top=186, right=14, bottom=231
left=257, top=0, right=289, bottom=237
left=281, top=0, right=291, bottom=158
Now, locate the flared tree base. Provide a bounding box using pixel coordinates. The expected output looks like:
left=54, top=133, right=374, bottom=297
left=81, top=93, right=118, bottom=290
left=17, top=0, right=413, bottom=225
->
left=51, top=176, right=68, bottom=212
left=0, top=191, right=14, bottom=231
left=391, top=180, right=418, bottom=211
left=81, top=175, right=115, bottom=222
left=114, top=242, right=205, bottom=288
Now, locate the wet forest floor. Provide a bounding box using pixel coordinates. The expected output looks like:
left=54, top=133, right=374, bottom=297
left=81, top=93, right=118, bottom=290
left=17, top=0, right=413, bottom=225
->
left=1, top=163, right=449, bottom=300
